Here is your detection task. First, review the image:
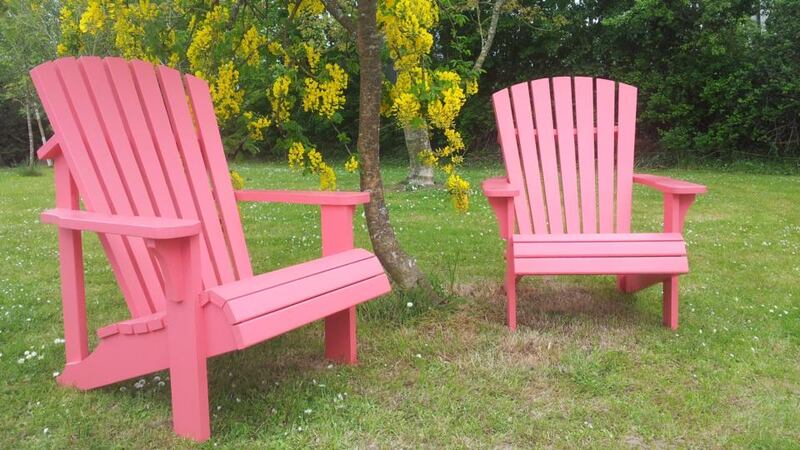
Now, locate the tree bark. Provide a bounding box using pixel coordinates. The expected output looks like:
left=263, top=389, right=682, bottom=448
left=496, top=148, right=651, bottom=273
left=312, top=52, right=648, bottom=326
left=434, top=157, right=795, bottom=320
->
left=34, top=104, right=51, bottom=167
left=26, top=101, right=35, bottom=169
left=355, top=0, right=427, bottom=289
left=402, top=124, right=435, bottom=188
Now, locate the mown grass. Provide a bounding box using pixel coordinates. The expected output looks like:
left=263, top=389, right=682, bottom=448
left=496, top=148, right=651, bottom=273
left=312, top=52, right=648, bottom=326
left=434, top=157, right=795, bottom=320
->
left=1, top=162, right=798, bottom=448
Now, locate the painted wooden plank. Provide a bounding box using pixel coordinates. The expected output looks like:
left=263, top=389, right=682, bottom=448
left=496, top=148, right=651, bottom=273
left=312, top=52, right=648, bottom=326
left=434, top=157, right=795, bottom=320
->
left=574, top=77, right=597, bottom=233
left=41, top=208, right=201, bottom=239
left=595, top=78, right=616, bottom=233
left=552, top=77, right=581, bottom=233
left=616, top=82, right=637, bottom=233
left=509, top=82, right=548, bottom=233
left=513, top=240, right=686, bottom=258
left=129, top=60, right=219, bottom=289
left=513, top=232, right=683, bottom=243
left=514, top=256, right=689, bottom=275
left=235, top=190, right=370, bottom=205
left=223, top=257, right=385, bottom=324
left=530, top=79, right=564, bottom=234
left=233, top=275, right=391, bottom=349
left=633, top=174, right=707, bottom=194
left=184, top=75, right=252, bottom=280
left=492, top=88, right=532, bottom=234
left=157, top=65, right=237, bottom=285
left=206, top=249, right=375, bottom=304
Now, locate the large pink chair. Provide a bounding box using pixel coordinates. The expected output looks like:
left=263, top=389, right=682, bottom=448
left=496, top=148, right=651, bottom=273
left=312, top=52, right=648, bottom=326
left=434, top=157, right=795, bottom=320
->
left=32, top=57, right=391, bottom=441
left=483, top=77, right=707, bottom=330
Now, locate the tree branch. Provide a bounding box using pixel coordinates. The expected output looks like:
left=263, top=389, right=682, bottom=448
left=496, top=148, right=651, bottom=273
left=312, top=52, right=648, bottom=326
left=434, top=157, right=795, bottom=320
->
left=472, top=0, right=506, bottom=73
left=322, top=0, right=357, bottom=36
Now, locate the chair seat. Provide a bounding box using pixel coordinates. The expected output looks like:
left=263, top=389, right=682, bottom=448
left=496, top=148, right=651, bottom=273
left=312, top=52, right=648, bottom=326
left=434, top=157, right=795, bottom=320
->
left=203, top=248, right=387, bottom=325
left=512, top=233, right=688, bottom=275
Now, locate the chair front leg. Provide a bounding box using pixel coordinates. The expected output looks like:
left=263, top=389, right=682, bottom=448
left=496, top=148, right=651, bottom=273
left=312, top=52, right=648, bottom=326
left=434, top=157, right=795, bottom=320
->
left=148, top=235, right=209, bottom=441
left=320, top=204, right=358, bottom=364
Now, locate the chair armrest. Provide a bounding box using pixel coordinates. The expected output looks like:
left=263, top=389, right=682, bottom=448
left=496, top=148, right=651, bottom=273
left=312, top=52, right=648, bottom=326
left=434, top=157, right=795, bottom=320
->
left=482, top=177, right=519, bottom=197
left=633, top=174, right=707, bottom=195
left=234, top=190, right=370, bottom=206
left=41, top=208, right=201, bottom=240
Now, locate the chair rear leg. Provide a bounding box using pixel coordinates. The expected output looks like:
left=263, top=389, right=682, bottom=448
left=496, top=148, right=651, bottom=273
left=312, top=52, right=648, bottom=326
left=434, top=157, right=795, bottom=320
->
left=325, top=307, right=357, bottom=364
left=505, top=270, right=518, bottom=331
left=662, top=275, right=679, bottom=330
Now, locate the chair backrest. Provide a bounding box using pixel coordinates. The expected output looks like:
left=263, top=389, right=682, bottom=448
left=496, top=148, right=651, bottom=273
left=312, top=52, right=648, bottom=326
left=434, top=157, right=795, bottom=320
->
left=492, top=77, right=638, bottom=235
left=31, top=57, right=253, bottom=317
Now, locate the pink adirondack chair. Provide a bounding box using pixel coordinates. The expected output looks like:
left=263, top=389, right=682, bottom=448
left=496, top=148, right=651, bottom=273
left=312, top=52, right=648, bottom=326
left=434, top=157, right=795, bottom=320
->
left=483, top=77, right=707, bottom=331
left=31, top=57, right=391, bottom=441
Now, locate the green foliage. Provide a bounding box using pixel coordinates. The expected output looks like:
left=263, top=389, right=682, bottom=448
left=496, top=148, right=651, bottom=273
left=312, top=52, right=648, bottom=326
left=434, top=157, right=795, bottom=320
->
left=454, top=0, right=800, bottom=161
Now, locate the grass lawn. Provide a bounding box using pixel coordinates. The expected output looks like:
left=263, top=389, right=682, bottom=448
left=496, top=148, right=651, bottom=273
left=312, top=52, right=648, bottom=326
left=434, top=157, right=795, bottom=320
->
left=1, top=162, right=798, bottom=448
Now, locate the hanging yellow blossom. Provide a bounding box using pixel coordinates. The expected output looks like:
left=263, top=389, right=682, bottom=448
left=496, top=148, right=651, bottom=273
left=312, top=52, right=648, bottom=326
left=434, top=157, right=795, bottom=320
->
left=238, top=26, right=266, bottom=67
left=288, top=142, right=306, bottom=169
left=302, top=63, right=348, bottom=119
left=446, top=173, right=470, bottom=212
left=391, top=92, right=421, bottom=127
left=344, top=154, right=359, bottom=173
left=187, top=6, right=229, bottom=75
left=209, top=61, right=244, bottom=121
left=303, top=44, right=320, bottom=71
left=243, top=111, right=271, bottom=141
left=378, top=0, right=439, bottom=71
left=288, top=0, right=325, bottom=17
left=419, top=149, right=438, bottom=167
left=427, top=86, right=466, bottom=130
left=318, top=163, right=336, bottom=191
left=230, top=170, right=245, bottom=190
left=79, top=0, right=105, bottom=35
left=466, top=79, right=479, bottom=96
left=270, top=75, right=293, bottom=124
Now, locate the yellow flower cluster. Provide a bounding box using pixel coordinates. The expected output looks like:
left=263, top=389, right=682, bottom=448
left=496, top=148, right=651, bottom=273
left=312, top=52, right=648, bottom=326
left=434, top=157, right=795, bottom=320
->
left=270, top=75, right=293, bottom=124
left=287, top=142, right=337, bottom=190
left=418, top=149, right=438, bottom=167
left=58, top=3, right=80, bottom=55
left=378, top=0, right=439, bottom=71
left=79, top=0, right=105, bottom=35
left=304, top=44, right=320, bottom=71
left=230, top=170, right=245, bottom=190
left=112, top=1, right=160, bottom=61
left=209, top=61, right=244, bottom=121
left=391, top=92, right=421, bottom=127
left=243, top=111, right=271, bottom=141
left=187, top=6, right=229, bottom=76
left=302, top=63, right=348, bottom=119
left=238, top=26, right=266, bottom=67
left=466, top=79, right=479, bottom=96
left=427, top=87, right=466, bottom=130
left=446, top=173, right=470, bottom=212
left=288, top=0, right=325, bottom=17
left=344, top=154, right=359, bottom=173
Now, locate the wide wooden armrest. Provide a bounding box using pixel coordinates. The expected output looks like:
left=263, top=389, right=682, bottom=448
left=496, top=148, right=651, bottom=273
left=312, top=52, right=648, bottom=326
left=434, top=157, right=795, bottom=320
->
left=482, top=177, right=519, bottom=197
left=41, top=208, right=201, bottom=240
left=633, top=174, right=707, bottom=195
left=234, top=190, right=370, bottom=206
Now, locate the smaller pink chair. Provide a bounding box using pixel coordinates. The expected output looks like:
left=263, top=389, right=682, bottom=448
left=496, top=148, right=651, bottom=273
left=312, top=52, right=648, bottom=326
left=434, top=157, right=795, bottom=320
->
left=484, top=77, right=707, bottom=330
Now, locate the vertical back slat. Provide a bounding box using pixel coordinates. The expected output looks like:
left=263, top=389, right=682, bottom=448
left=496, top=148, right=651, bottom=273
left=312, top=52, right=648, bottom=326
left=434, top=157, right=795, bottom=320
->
left=595, top=79, right=616, bottom=233
left=530, top=79, right=564, bottom=234
left=184, top=75, right=253, bottom=280
left=156, top=66, right=237, bottom=285
left=55, top=58, right=167, bottom=314
left=552, top=77, right=581, bottom=234
left=492, top=89, right=532, bottom=234
left=615, top=83, right=637, bottom=233
left=574, top=77, right=597, bottom=233
left=509, top=82, right=547, bottom=234
left=129, top=60, right=219, bottom=289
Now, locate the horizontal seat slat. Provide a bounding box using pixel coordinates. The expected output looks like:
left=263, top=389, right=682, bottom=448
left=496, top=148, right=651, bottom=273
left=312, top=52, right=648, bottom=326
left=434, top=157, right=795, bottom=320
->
left=223, top=257, right=386, bottom=324
left=514, top=256, right=688, bottom=275
left=514, top=240, right=686, bottom=258
left=206, top=248, right=375, bottom=302
left=512, top=232, right=683, bottom=243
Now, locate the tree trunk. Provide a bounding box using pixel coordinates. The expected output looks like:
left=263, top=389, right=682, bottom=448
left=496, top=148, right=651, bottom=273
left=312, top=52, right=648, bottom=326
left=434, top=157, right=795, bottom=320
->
left=402, top=125, right=436, bottom=188
left=34, top=104, right=51, bottom=167
left=355, top=0, right=427, bottom=289
left=26, top=101, right=35, bottom=169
